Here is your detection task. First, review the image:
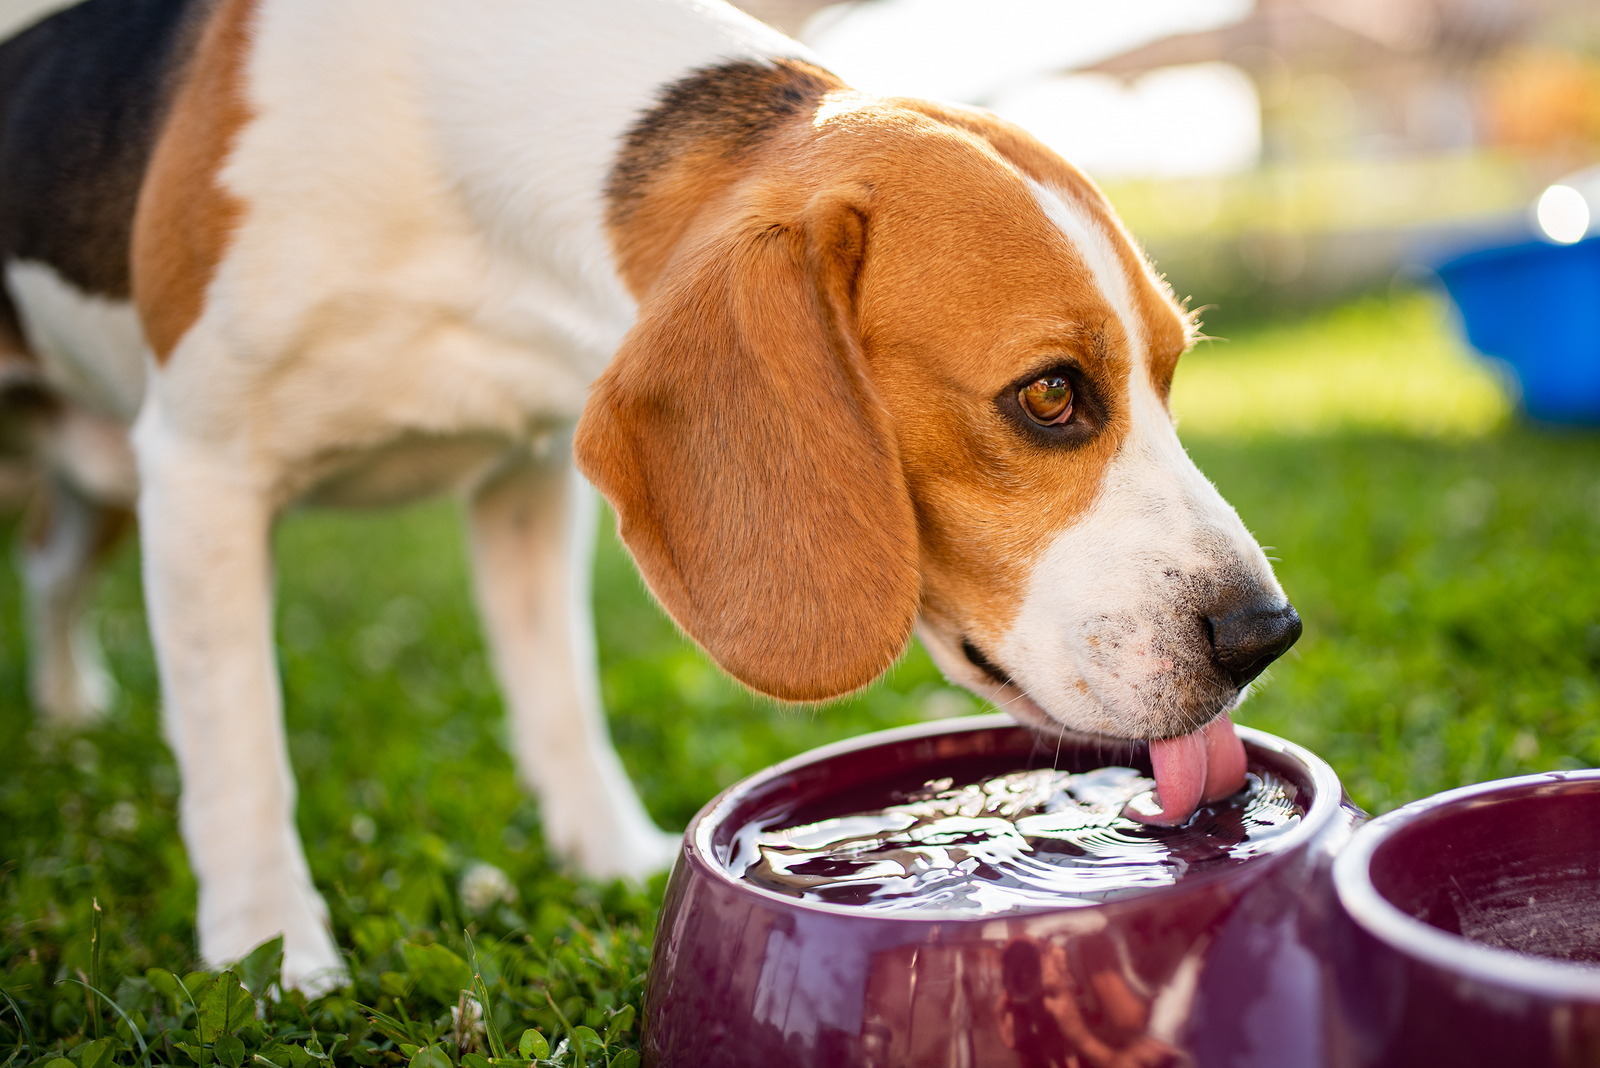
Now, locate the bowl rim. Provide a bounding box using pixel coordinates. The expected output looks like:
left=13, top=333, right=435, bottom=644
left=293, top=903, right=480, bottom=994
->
left=1435, top=233, right=1600, bottom=276
left=685, top=713, right=1346, bottom=922
left=1332, top=769, right=1600, bottom=1000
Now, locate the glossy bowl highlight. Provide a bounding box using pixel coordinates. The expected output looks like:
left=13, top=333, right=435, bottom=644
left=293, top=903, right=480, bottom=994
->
left=1329, top=770, right=1600, bottom=1067
left=643, top=714, right=1363, bottom=1068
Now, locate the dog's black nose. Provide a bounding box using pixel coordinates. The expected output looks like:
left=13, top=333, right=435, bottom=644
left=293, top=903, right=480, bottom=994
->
left=1207, top=601, right=1302, bottom=688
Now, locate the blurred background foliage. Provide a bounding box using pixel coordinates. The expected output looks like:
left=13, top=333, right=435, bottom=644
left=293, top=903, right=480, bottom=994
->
left=751, top=0, right=1600, bottom=328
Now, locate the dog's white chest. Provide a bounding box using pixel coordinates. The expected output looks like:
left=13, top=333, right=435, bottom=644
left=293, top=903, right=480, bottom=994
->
left=295, top=430, right=518, bottom=508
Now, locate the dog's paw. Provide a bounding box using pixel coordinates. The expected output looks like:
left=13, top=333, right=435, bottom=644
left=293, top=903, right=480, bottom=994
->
left=571, top=826, right=682, bottom=884
left=212, top=925, right=347, bottom=996
left=201, top=878, right=348, bottom=996
left=281, top=942, right=350, bottom=997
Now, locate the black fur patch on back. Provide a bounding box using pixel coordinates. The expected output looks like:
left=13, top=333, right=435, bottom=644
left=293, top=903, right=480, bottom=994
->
left=605, top=58, right=841, bottom=233
left=0, top=0, right=211, bottom=305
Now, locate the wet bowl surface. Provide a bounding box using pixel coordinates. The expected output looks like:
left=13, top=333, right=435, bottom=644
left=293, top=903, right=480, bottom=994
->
left=1330, top=770, right=1600, bottom=1067
left=644, top=714, right=1364, bottom=1068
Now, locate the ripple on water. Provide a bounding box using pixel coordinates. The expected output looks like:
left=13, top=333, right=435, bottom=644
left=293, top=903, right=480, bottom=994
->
left=728, top=766, right=1305, bottom=916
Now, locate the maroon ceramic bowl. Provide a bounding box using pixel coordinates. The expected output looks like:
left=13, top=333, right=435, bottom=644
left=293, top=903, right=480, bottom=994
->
left=644, top=713, right=1365, bottom=1067
left=1329, top=770, right=1600, bottom=1068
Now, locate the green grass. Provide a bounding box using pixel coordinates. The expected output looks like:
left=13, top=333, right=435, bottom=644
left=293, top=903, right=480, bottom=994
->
left=1173, top=294, right=1510, bottom=439
left=4, top=292, right=1599, bottom=1066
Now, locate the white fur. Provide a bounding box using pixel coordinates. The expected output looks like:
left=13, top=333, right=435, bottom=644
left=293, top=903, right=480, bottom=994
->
left=7, top=0, right=1283, bottom=992
left=5, top=260, right=148, bottom=421
left=43, top=407, right=139, bottom=507
left=467, top=444, right=680, bottom=877
left=16, top=405, right=138, bottom=723
left=0, top=0, right=77, bottom=47
left=8, top=0, right=803, bottom=988
left=18, top=473, right=118, bottom=721
left=1024, top=179, right=1144, bottom=357
left=133, top=403, right=343, bottom=991
left=990, top=183, right=1283, bottom=739
left=1, top=263, right=142, bottom=723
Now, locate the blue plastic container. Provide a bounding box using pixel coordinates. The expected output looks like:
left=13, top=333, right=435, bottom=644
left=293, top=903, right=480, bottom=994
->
left=1436, top=237, right=1600, bottom=424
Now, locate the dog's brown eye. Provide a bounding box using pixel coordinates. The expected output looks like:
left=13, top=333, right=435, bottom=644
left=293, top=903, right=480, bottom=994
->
left=1019, top=376, right=1073, bottom=425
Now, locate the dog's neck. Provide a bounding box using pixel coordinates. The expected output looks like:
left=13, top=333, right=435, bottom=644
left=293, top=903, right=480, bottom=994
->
left=408, top=0, right=817, bottom=330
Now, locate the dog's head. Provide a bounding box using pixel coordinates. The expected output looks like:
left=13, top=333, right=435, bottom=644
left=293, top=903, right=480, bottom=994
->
left=577, top=64, right=1299, bottom=747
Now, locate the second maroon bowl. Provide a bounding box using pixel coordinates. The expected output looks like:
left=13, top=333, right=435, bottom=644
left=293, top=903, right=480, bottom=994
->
left=643, top=713, right=1364, bottom=1067
left=1328, top=770, right=1600, bottom=1067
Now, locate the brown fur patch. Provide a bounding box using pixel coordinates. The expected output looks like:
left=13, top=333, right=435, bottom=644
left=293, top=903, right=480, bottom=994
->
left=587, top=67, right=1193, bottom=699
left=130, top=0, right=256, bottom=363
left=890, top=99, right=1194, bottom=404
left=578, top=193, right=918, bottom=701
left=606, top=58, right=843, bottom=297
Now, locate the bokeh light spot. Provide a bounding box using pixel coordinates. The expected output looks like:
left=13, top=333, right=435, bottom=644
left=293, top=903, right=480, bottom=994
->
left=1536, top=185, right=1590, bottom=244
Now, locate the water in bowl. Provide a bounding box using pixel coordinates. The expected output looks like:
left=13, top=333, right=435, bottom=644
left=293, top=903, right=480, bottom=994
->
left=729, top=765, right=1303, bottom=916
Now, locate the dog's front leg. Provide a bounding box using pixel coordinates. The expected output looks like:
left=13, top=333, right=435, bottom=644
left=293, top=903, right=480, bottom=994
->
left=134, top=413, right=345, bottom=993
left=468, top=443, right=679, bottom=881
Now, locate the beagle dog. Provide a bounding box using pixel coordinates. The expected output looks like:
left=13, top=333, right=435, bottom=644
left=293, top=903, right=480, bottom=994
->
left=0, top=0, right=1300, bottom=991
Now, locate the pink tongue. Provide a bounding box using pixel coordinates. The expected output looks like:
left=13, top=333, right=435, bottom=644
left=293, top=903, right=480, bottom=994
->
left=1200, top=714, right=1248, bottom=803
left=1127, top=714, right=1248, bottom=826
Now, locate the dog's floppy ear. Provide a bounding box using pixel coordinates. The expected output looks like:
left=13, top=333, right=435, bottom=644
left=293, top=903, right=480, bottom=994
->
left=575, top=189, right=918, bottom=701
